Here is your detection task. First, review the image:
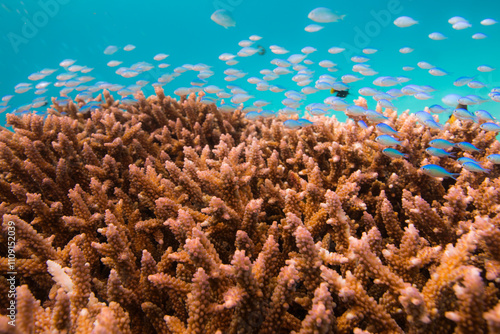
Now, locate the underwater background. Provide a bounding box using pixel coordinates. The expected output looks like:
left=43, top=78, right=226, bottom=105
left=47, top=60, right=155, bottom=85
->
left=0, top=0, right=499, bottom=124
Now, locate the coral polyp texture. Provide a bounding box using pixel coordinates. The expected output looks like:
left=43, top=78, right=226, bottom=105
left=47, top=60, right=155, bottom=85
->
left=0, top=87, right=500, bottom=334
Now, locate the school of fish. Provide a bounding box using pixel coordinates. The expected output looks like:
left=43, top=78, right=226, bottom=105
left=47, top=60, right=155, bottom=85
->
left=1, top=8, right=499, bottom=181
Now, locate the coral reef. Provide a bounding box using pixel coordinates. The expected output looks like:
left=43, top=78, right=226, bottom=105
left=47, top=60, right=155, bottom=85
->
left=0, top=88, right=500, bottom=333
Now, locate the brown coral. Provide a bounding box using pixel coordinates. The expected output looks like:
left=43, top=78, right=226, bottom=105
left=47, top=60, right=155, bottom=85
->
left=0, top=88, right=499, bottom=333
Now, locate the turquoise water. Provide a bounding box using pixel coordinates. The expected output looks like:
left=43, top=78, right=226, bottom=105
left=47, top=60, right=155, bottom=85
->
left=0, top=0, right=499, bottom=124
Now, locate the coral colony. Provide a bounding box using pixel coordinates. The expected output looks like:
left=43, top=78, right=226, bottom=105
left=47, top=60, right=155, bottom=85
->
left=0, top=87, right=499, bottom=334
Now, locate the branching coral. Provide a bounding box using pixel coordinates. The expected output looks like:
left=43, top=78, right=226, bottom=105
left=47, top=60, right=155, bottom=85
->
left=0, top=88, right=499, bottom=333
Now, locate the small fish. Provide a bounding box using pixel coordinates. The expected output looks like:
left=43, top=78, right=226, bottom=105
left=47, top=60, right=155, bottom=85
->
left=328, top=47, right=345, bottom=54
left=104, top=45, right=118, bottom=55
left=448, top=16, right=467, bottom=24
left=481, top=18, right=497, bottom=26
left=68, top=65, right=84, bottom=72
left=378, top=99, right=396, bottom=110
left=153, top=53, right=168, bottom=61
left=120, top=97, right=138, bottom=106
left=468, top=81, right=486, bottom=89
left=119, top=70, right=139, bottom=78
left=442, top=93, right=462, bottom=106
left=415, top=110, right=433, bottom=123
left=453, top=76, right=474, bottom=86
left=211, top=9, right=236, bottom=28
left=15, top=83, right=32, bottom=94
left=429, top=139, right=455, bottom=149
left=376, top=123, right=399, bottom=136
left=305, top=24, right=324, bottom=32
left=357, top=120, right=368, bottom=129
left=365, top=110, right=389, bottom=123
left=59, top=59, right=76, bottom=67
left=429, top=67, right=449, bottom=76
left=399, top=47, right=414, bottom=54
left=457, top=157, right=478, bottom=165
left=429, top=32, right=447, bottom=40
left=429, top=104, right=447, bottom=113
left=56, top=72, right=76, bottom=81
left=301, top=46, right=317, bottom=54
left=462, top=162, right=490, bottom=173
left=472, top=33, right=487, bottom=39
left=382, top=148, right=408, bottom=159
left=297, top=118, right=314, bottom=126
left=456, top=142, right=482, bottom=152
left=425, top=147, right=455, bottom=158
left=394, top=16, right=418, bottom=28
left=123, top=44, right=136, bottom=51
left=231, top=93, right=253, bottom=104
left=477, top=65, right=495, bottom=72
left=475, top=110, right=496, bottom=121
left=486, top=154, right=500, bottom=164
left=249, top=35, right=262, bottom=41
left=417, top=61, right=434, bottom=69
left=373, top=76, right=399, bottom=87
left=31, top=100, right=47, bottom=108
left=452, top=21, right=471, bottom=30
left=1, top=95, right=13, bottom=102
left=341, top=74, right=363, bottom=83
left=420, top=164, right=459, bottom=179
left=40, top=68, right=57, bottom=75
left=351, top=56, right=370, bottom=63
left=480, top=122, right=500, bottom=132
left=363, top=48, right=378, bottom=54
left=283, top=119, right=303, bottom=129
left=308, top=7, right=346, bottom=23
left=318, top=60, right=336, bottom=68
left=80, top=101, right=102, bottom=112
left=422, top=119, right=444, bottom=130
left=269, top=45, right=289, bottom=54
left=28, top=72, right=46, bottom=81
left=453, top=108, right=477, bottom=122
left=345, top=105, right=366, bottom=117
left=375, top=135, right=401, bottom=146
left=415, top=92, right=433, bottom=100
left=107, top=60, right=122, bottom=67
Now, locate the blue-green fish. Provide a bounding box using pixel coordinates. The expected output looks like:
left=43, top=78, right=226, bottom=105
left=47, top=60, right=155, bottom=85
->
left=457, top=157, right=478, bottom=165
left=462, top=162, right=490, bottom=173
left=475, top=110, right=496, bottom=122
left=420, top=164, right=459, bottom=179
left=382, top=148, right=408, bottom=159
left=486, top=154, right=500, bottom=164
left=429, top=104, right=447, bottom=113
left=376, top=123, right=400, bottom=136
left=283, top=119, right=303, bottom=129
left=423, top=119, right=444, bottom=130
left=211, top=9, right=236, bottom=28
left=456, top=142, right=482, bottom=152
left=425, top=147, right=455, bottom=158
left=375, top=135, right=402, bottom=146
left=480, top=122, right=500, bottom=132
left=429, top=139, right=455, bottom=149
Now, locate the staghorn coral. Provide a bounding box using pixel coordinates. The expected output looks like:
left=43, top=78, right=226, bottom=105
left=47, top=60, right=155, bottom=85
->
left=0, top=88, right=499, bottom=333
